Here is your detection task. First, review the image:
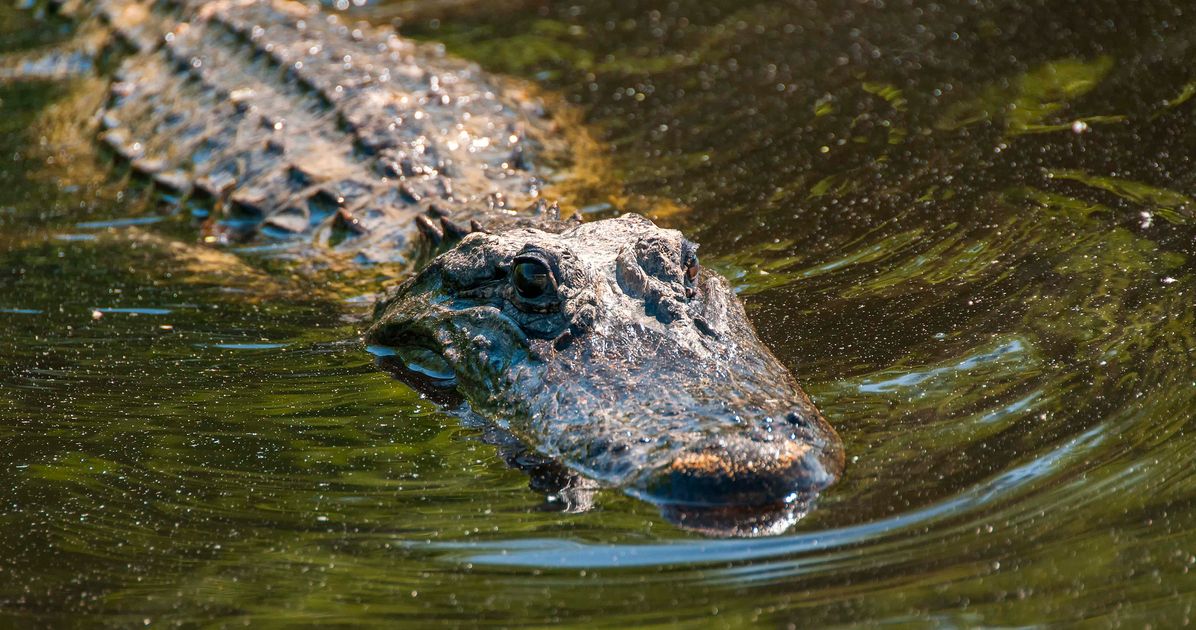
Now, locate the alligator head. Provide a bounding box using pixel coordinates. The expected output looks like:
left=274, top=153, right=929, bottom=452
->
left=366, top=214, right=843, bottom=535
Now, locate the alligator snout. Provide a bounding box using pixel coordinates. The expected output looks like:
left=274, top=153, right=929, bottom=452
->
left=645, top=431, right=837, bottom=508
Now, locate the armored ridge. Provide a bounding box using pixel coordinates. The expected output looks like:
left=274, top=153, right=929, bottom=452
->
left=81, top=0, right=554, bottom=263
left=40, top=0, right=844, bottom=535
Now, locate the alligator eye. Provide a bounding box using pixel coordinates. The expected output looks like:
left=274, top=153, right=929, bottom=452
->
left=685, top=258, right=700, bottom=282
left=513, top=259, right=552, bottom=299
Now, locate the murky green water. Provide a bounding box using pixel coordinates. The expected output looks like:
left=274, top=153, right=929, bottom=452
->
left=3, top=0, right=1196, bottom=625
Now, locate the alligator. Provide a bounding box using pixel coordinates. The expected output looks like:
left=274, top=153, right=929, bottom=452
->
left=19, top=0, right=844, bottom=536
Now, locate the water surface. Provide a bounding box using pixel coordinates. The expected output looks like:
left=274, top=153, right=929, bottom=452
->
left=2, top=0, right=1196, bottom=625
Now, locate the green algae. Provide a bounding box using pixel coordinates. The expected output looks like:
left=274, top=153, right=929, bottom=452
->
left=937, top=56, right=1116, bottom=134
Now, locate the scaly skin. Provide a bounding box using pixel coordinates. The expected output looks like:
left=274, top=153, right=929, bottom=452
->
left=368, top=215, right=844, bottom=534
left=50, top=0, right=844, bottom=535
left=85, top=0, right=555, bottom=262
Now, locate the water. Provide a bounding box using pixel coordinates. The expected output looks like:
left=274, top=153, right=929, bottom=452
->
left=3, top=0, right=1196, bottom=625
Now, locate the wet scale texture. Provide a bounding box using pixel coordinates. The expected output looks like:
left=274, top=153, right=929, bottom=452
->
left=36, top=0, right=848, bottom=533
left=89, top=0, right=552, bottom=262
left=367, top=214, right=842, bottom=525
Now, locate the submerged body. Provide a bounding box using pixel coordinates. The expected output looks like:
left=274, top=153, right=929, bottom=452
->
left=74, top=0, right=553, bottom=260
left=46, top=0, right=843, bottom=534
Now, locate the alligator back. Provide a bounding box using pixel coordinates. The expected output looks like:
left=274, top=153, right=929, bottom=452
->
left=82, top=0, right=555, bottom=263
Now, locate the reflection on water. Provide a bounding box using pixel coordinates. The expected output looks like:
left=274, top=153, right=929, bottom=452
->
left=423, top=421, right=1104, bottom=570
left=3, top=0, right=1196, bottom=625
